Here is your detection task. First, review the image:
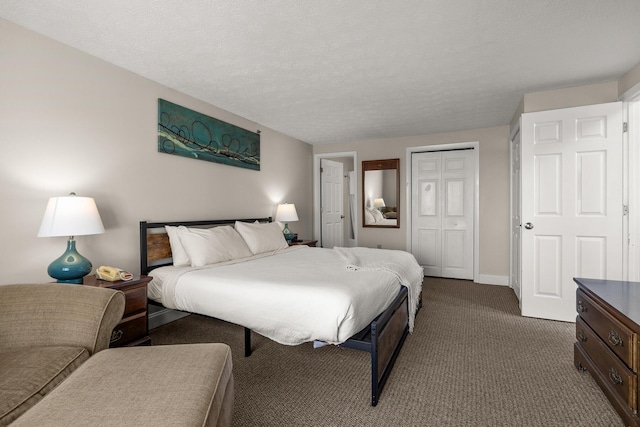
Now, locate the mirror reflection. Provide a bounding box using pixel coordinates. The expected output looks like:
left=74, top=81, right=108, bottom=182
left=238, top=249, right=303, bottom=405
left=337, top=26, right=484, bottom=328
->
left=362, top=158, right=400, bottom=228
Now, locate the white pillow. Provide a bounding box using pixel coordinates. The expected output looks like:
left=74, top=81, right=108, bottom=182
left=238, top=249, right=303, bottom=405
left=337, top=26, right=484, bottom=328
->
left=216, top=226, right=254, bottom=260
left=235, top=221, right=289, bottom=255
left=370, top=208, right=385, bottom=222
left=165, top=226, right=191, bottom=267
left=178, top=225, right=253, bottom=267
left=364, top=209, right=375, bottom=225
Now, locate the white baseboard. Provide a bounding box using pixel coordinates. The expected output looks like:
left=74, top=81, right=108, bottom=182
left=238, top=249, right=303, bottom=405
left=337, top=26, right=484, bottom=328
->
left=475, top=274, right=509, bottom=286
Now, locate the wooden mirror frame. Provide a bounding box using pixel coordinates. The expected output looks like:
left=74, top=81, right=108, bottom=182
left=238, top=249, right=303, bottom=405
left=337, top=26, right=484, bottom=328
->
left=362, top=158, right=400, bottom=228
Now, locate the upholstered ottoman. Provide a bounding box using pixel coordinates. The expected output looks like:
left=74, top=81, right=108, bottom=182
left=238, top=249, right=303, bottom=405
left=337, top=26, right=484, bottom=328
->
left=12, top=343, right=234, bottom=427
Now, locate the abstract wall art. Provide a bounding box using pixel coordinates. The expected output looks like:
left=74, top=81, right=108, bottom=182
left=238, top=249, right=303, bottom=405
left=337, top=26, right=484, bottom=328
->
left=157, top=99, right=260, bottom=171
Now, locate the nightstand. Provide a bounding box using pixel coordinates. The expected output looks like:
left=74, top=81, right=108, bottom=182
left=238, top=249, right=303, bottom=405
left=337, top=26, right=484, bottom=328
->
left=82, top=274, right=151, bottom=347
left=289, top=240, right=317, bottom=247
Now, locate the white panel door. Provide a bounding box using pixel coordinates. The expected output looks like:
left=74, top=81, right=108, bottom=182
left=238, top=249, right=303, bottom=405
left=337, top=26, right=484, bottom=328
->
left=411, top=149, right=474, bottom=279
left=412, top=152, right=442, bottom=275
left=521, top=102, right=623, bottom=322
left=321, top=158, right=344, bottom=248
left=510, top=129, right=522, bottom=302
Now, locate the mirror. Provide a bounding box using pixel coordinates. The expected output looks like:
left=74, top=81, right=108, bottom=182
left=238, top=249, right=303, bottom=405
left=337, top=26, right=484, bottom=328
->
left=362, top=158, right=400, bottom=228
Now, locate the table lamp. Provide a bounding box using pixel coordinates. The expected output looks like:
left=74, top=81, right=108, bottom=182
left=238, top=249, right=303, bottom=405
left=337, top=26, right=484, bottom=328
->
left=373, top=198, right=386, bottom=210
left=38, top=193, right=105, bottom=284
left=275, top=203, right=298, bottom=243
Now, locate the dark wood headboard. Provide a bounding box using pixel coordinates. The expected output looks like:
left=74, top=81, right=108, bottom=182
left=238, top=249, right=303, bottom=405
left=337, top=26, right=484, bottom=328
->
left=139, top=218, right=271, bottom=275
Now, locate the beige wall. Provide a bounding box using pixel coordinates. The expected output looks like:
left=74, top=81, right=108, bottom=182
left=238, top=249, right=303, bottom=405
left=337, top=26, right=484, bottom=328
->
left=523, top=81, right=619, bottom=113
left=510, top=81, right=619, bottom=134
left=5, top=16, right=638, bottom=286
left=510, top=80, right=628, bottom=135
left=509, top=60, right=640, bottom=122
left=620, top=62, right=640, bottom=97
left=0, top=19, right=313, bottom=285
left=509, top=98, right=525, bottom=135
left=314, top=126, right=510, bottom=280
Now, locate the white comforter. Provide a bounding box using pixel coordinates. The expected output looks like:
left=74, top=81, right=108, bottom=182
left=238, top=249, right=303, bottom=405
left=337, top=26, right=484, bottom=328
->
left=148, top=246, right=423, bottom=346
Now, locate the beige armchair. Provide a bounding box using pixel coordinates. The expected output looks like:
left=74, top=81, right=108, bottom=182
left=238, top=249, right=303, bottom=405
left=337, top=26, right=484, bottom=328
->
left=0, top=283, right=125, bottom=425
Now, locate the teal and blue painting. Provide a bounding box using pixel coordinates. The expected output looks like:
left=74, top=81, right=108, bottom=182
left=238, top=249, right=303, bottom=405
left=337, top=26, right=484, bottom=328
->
left=157, top=99, right=260, bottom=171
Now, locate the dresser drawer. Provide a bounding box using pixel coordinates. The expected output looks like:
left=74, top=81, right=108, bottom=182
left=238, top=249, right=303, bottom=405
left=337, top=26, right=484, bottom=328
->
left=577, top=289, right=637, bottom=370
left=576, top=316, right=637, bottom=412
left=110, top=312, right=147, bottom=347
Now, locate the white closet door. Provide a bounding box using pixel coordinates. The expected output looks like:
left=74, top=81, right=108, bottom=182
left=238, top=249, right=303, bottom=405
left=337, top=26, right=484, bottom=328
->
left=411, top=149, right=474, bottom=279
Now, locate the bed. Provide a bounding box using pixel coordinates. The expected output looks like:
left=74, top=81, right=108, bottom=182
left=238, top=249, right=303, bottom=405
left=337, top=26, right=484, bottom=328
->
left=139, top=218, right=423, bottom=406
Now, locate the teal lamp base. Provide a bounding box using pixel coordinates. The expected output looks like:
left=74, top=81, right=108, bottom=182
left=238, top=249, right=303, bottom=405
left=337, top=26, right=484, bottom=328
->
left=47, top=238, right=92, bottom=284
left=282, top=223, right=294, bottom=243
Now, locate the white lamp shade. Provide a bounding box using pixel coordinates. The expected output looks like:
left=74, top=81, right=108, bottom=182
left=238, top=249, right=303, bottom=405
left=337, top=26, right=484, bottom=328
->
left=275, top=203, right=299, bottom=222
left=373, top=198, right=386, bottom=208
left=38, top=195, right=105, bottom=237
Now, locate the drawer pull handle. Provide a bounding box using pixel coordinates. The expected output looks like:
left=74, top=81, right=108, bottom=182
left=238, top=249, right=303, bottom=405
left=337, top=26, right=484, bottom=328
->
left=608, top=330, right=623, bottom=347
left=577, top=301, right=586, bottom=313
left=110, top=329, right=124, bottom=343
left=609, top=367, right=623, bottom=385
left=577, top=330, right=587, bottom=342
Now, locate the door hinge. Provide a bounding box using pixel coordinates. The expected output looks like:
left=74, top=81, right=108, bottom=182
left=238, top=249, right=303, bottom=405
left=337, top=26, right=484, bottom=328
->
left=320, top=167, right=324, bottom=173
left=623, top=122, right=629, bottom=133
left=623, top=205, right=629, bottom=216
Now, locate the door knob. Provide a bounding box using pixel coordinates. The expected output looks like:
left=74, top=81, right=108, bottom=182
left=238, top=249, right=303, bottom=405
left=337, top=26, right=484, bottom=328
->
left=524, top=222, right=534, bottom=230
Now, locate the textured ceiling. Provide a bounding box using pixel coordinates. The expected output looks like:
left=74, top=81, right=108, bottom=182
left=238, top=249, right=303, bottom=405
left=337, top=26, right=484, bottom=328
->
left=2, top=1, right=640, bottom=145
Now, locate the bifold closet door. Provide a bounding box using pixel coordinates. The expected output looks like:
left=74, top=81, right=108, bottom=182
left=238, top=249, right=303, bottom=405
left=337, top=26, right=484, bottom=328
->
left=411, top=149, right=474, bottom=279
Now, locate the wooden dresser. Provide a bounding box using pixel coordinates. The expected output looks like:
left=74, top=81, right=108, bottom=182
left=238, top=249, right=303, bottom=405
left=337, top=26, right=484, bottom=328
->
left=574, top=278, right=640, bottom=426
left=82, top=275, right=151, bottom=347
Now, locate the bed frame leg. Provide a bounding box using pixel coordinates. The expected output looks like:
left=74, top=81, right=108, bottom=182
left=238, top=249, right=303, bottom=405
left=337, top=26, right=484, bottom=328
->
left=244, top=327, right=252, bottom=357
left=371, top=322, right=379, bottom=406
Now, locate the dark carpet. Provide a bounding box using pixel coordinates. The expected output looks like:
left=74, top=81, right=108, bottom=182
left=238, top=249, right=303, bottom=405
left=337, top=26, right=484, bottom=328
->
left=150, top=277, right=622, bottom=426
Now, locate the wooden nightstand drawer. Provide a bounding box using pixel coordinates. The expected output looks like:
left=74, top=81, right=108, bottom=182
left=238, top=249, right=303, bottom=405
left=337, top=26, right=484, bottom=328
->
left=576, top=316, right=637, bottom=412
left=577, top=289, right=637, bottom=370
left=122, top=284, right=147, bottom=316
left=84, top=275, right=151, bottom=347
left=110, top=312, right=147, bottom=347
